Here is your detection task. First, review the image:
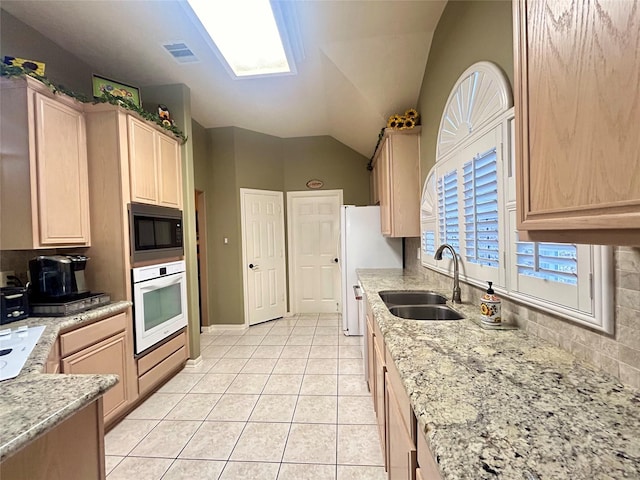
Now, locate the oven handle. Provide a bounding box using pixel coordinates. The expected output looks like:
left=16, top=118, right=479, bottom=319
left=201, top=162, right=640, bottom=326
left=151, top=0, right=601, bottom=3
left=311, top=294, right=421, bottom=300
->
left=133, top=270, right=185, bottom=285
left=135, top=271, right=185, bottom=290
left=353, top=284, right=362, bottom=300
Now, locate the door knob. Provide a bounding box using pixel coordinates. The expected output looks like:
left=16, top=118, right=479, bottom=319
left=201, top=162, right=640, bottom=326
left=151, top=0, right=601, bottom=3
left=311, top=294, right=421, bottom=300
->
left=333, top=258, right=339, bottom=263
left=249, top=263, right=257, bottom=269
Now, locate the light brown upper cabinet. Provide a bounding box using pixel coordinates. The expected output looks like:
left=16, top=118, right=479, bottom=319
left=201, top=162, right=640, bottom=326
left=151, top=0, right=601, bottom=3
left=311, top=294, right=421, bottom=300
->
left=514, top=0, right=640, bottom=245
left=128, top=116, right=183, bottom=209
left=372, top=127, right=421, bottom=237
left=370, top=159, right=380, bottom=206
left=0, top=76, right=91, bottom=249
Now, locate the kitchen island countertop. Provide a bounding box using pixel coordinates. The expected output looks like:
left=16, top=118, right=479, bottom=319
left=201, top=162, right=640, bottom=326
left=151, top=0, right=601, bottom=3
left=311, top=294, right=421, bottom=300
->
left=0, top=301, right=131, bottom=461
left=359, top=269, right=640, bottom=479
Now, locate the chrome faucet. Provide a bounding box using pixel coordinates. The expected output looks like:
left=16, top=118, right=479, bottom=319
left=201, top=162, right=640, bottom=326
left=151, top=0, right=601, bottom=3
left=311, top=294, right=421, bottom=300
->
left=434, top=244, right=462, bottom=303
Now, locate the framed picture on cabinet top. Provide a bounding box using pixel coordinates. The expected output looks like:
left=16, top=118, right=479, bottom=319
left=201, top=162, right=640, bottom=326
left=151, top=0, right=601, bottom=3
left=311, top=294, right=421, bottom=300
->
left=92, top=74, right=141, bottom=107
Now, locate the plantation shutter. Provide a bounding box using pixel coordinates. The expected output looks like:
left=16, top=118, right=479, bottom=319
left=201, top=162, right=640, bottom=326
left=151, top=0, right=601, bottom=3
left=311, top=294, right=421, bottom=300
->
left=422, top=231, right=436, bottom=256
left=463, top=148, right=499, bottom=268
left=437, top=169, right=459, bottom=257
left=516, top=240, right=578, bottom=286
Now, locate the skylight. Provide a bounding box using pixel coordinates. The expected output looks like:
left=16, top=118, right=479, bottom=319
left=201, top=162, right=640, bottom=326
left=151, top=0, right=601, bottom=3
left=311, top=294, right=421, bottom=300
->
left=186, top=0, right=293, bottom=78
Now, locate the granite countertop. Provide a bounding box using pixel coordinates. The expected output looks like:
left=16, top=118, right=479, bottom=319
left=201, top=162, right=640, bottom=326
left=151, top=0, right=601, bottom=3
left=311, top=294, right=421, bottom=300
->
left=358, top=269, right=640, bottom=480
left=0, top=301, right=131, bottom=461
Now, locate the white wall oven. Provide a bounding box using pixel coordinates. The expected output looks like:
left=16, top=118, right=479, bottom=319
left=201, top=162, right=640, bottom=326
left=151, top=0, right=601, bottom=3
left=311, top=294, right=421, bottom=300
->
left=132, top=260, right=188, bottom=355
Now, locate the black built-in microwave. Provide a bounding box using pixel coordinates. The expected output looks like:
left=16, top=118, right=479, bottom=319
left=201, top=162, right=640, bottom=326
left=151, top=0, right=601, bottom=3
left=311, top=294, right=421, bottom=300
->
left=129, top=203, right=183, bottom=263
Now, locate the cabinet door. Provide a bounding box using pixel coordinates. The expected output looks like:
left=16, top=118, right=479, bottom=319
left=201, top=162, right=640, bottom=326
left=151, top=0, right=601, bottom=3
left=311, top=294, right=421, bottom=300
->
left=373, top=337, right=387, bottom=470
left=387, top=371, right=417, bottom=480
left=378, top=140, right=392, bottom=236
left=61, top=331, right=128, bottom=421
left=514, top=0, right=640, bottom=243
left=388, top=134, right=420, bottom=237
left=371, top=158, right=380, bottom=205
left=366, top=314, right=375, bottom=394
left=157, top=134, right=182, bottom=209
left=34, top=92, right=90, bottom=246
left=128, top=116, right=158, bottom=205
left=417, top=427, right=443, bottom=480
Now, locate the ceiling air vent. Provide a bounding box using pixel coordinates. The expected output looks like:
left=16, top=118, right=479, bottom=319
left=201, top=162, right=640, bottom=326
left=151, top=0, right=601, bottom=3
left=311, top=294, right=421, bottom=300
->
left=163, top=42, right=199, bottom=64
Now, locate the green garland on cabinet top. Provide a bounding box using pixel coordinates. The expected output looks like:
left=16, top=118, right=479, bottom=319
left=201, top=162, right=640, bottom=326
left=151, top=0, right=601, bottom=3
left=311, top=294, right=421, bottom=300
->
left=1, top=64, right=188, bottom=144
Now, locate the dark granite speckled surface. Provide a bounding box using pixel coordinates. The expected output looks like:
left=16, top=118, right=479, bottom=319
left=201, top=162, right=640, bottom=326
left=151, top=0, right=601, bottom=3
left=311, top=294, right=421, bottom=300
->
left=0, top=301, right=130, bottom=461
left=358, top=269, right=640, bottom=480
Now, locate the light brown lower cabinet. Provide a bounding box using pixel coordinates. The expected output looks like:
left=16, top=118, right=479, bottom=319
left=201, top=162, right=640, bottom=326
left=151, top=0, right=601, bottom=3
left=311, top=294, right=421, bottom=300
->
left=368, top=299, right=442, bottom=480
left=366, top=313, right=375, bottom=393
left=417, top=426, right=442, bottom=480
left=373, top=330, right=387, bottom=470
left=61, top=331, right=129, bottom=421
left=137, top=330, right=188, bottom=396
left=45, top=337, right=60, bottom=374
left=386, top=370, right=417, bottom=480
left=59, top=311, right=136, bottom=426
left=0, top=398, right=105, bottom=480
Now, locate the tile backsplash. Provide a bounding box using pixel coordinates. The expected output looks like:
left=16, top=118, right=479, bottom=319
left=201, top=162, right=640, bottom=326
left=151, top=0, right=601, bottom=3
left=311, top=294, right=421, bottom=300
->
left=405, top=238, right=640, bottom=390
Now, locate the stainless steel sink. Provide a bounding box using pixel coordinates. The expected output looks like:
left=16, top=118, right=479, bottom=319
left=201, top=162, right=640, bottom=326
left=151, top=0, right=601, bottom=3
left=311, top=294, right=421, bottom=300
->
left=388, top=305, right=464, bottom=321
left=378, top=290, right=448, bottom=307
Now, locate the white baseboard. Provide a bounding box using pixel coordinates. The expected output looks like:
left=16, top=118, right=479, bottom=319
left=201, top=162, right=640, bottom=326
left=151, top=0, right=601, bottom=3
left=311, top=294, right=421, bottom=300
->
left=185, top=356, right=203, bottom=367
left=201, top=324, right=247, bottom=333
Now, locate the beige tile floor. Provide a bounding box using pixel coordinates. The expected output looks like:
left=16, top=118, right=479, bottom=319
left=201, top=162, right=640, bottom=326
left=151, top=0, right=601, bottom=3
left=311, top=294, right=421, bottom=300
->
left=105, top=313, right=386, bottom=480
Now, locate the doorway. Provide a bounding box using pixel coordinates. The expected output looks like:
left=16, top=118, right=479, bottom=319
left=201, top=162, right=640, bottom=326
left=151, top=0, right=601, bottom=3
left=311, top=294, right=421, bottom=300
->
left=240, top=188, right=287, bottom=326
left=195, top=190, right=209, bottom=330
left=287, top=190, right=343, bottom=314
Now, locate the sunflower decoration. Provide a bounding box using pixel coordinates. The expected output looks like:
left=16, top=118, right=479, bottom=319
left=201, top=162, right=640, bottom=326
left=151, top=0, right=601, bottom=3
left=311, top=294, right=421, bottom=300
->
left=402, top=108, right=420, bottom=129
left=402, top=117, right=415, bottom=129
left=404, top=108, right=419, bottom=120
left=386, top=109, right=420, bottom=130
left=387, top=114, right=404, bottom=129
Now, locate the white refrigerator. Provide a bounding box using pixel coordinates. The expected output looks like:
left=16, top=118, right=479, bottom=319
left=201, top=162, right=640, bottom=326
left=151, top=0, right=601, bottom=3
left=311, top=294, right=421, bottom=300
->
left=340, top=205, right=403, bottom=336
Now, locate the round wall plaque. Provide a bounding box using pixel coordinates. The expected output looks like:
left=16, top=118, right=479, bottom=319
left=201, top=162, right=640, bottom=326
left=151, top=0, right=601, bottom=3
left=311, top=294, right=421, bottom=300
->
left=306, top=179, right=324, bottom=189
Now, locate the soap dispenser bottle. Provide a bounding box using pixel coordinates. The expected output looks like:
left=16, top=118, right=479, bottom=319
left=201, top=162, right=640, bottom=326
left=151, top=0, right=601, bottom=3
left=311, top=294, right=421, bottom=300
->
left=480, top=281, right=501, bottom=325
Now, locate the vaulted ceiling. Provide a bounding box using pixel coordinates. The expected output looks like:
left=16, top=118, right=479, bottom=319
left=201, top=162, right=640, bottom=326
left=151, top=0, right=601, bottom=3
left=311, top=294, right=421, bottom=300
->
left=1, top=1, right=446, bottom=157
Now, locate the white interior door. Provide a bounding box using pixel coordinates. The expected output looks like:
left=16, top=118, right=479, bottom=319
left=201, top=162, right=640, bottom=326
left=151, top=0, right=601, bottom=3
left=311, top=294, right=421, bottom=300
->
left=241, top=189, right=286, bottom=326
left=287, top=190, right=343, bottom=314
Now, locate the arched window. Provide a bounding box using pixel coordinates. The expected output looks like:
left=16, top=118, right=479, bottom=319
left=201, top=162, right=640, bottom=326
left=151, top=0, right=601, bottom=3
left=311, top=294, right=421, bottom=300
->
left=421, top=62, right=613, bottom=333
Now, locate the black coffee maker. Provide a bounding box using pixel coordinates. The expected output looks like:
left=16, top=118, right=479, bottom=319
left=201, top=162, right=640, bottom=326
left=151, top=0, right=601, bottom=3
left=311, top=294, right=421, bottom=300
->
left=29, top=255, right=89, bottom=300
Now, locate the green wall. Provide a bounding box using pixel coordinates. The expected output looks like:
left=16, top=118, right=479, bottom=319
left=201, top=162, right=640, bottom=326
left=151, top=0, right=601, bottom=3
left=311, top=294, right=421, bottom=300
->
left=142, top=84, right=200, bottom=359
left=0, top=9, right=95, bottom=95
left=235, top=128, right=285, bottom=190
left=200, top=128, right=370, bottom=325
left=207, top=128, right=243, bottom=325
left=283, top=136, right=370, bottom=205
left=416, top=0, right=514, bottom=182
left=193, top=120, right=210, bottom=192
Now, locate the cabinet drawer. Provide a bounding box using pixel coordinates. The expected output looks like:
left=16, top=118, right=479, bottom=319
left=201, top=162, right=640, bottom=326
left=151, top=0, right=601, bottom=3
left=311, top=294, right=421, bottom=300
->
left=60, top=312, right=127, bottom=357
left=137, top=330, right=186, bottom=376
left=385, top=344, right=414, bottom=436
left=417, top=428, right=442, bottom=480
left=138, top=345, right=187, bottom=395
